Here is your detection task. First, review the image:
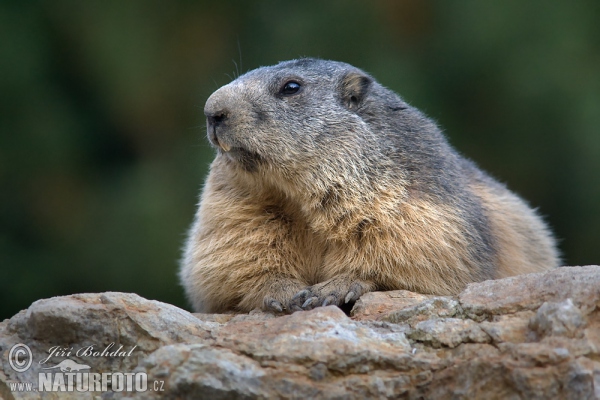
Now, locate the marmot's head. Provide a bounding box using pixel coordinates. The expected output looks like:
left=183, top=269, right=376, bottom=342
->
left=204, top=59, right=437, bottom=200
left=204, top=59, right=405, bottom=166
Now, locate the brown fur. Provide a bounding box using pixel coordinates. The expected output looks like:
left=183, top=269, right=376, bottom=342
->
left=180, top=59, right=560, bottom=313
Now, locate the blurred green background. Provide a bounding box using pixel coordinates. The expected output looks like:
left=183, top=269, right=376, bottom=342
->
left=1, top=1, right=599, bottom=320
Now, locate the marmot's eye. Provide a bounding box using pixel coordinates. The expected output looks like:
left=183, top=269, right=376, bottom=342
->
left=280, top=81, right=301, bottom=96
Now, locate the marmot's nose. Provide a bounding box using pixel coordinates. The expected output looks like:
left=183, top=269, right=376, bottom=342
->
left=205, top=109, right=228, bottom=128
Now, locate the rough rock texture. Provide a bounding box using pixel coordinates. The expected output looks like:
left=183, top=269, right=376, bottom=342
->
left=1, top=266, right=600, bottom=399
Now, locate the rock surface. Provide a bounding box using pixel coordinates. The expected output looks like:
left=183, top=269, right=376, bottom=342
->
left=1, top=266, right=599, bottom=399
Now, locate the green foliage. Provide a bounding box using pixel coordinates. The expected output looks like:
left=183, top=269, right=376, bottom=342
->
left=1, top=1, right=599, bottom=319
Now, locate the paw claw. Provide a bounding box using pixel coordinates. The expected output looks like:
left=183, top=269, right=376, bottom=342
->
left=322, top=295, right=337, bottom=307
left=263, top=297, right=284, bottom=313
left=271, top=301, right=283, bottom=313
left=345, top=291, right=356, bottom=304
left=292, top=289, right=309, bottom=301
left=291, top=305, right=303, bottom=312
left=302, top=297, right=318, bottom=309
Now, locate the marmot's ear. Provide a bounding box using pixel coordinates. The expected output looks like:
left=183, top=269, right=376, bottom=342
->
left=340, top=72, right=372, bottom=110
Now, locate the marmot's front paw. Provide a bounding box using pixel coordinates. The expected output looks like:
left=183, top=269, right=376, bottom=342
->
left=259, top=278, right=307, bottom=314
left=288, top=277, right=374, bottom=312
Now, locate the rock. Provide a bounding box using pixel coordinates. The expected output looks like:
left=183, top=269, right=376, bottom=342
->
left=530, top=299, right=587, bottom=338
left=1, top=266, right=599, bottom=399
left=459, top=265, right=600, bottom=317
left=382, top=296, right=462, bottom=326
left=350, top=290, right=430, bottom=321
left=407, top=318, right=490, bottom=348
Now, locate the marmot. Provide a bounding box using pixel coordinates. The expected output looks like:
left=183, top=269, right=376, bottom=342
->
left=180, top=58, right=560, bottom=314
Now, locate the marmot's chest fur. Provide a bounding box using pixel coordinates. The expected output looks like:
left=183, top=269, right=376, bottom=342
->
left=180, top=58, right=559, bottom=314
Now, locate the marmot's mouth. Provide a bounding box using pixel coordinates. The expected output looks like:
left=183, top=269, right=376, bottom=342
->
left=209, top=129, right=232, bottom=151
